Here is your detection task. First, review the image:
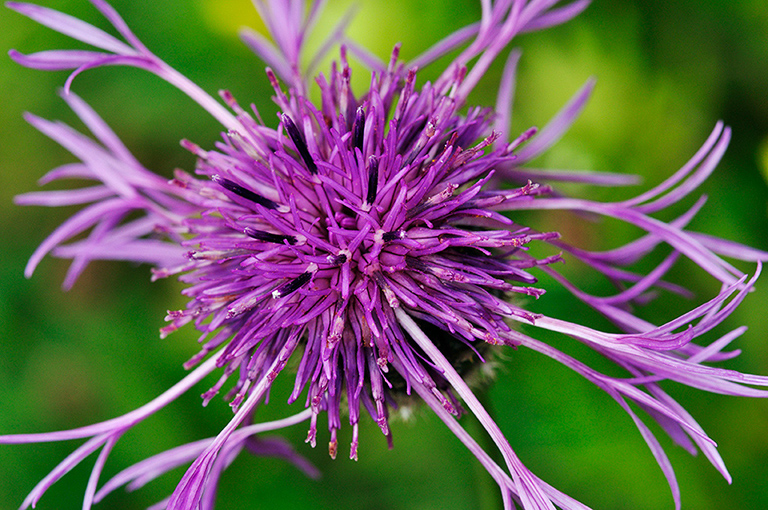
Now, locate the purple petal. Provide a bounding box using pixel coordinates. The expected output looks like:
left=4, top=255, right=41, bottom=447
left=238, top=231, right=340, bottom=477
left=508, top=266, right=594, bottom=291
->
left=24, top=197, right=140, bottom=278
left=515, top=77, right=596, bottom=163
left=397, top=310, right=558, bottom=510
left=635, top=127, right=730, bottom=214
left=83, top=434, right=121, bottom=510
left=6, top=2, right=135, bottom=54
left=616, top=397, right=681, bottom=510
left=521, top=0, right=592, bottom=33
left=690, top=231, right=768, bottom=261
left=619, top=122, right=724, bottom=208
left=0, top=353, right=220, bottom=444
left=8, top=49, right=112, bottom=70
left=494, top=48, right=521, bottom=145
left=15, top=186, right=113, bottom=207
left=503, top=167, right=640, bottom=186
left=308, top=7, right=357, bottom=75
left=501, top=196, right=743, bottom=285
left=62, top=53, right=159, bottom=93
left=38, top=163, right=93, bottom=184
left=95, top=438, right=211, bottom=501
left=239, top=28, right=293, bottom=82
left=24, top=113, right=139, bottom=197
left=20, top=433, right=111, bottom=510
left=88, top=0, right=150, bottom=53
left=60, top=90, right=143, bottom=169
left=53, top=239, right=186, bottom=266
left=338, top=39, right=384, bottom=74
left=408, top=22, right=480, bottom=70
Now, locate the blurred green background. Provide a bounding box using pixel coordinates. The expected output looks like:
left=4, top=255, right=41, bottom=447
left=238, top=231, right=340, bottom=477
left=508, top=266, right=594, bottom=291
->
left=1, top=0, right=768, bottom=508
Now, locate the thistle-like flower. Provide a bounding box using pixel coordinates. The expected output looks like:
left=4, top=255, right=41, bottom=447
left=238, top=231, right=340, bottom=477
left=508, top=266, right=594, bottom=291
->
left=4, top=1, right=768, bottom=509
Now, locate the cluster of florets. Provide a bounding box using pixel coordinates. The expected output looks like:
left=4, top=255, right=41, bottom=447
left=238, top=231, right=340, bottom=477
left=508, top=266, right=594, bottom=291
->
left=161, top=49, right=561, bottom=458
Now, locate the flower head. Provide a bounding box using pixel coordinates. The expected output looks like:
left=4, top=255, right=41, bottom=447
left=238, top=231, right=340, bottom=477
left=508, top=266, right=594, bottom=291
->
left=4, top=1, right=768, bottom=509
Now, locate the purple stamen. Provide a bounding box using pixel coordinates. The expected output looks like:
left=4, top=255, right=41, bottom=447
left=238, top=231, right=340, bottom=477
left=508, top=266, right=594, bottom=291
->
left=382, top=230, right=405, bottom=243
left=365, top=156, right=379, bottom=205
left=352, top=105, right=365, bottom=153
left=272, top=271, right=313, bottom=299
left=212, top=175, right=279, bottom=210
left=281, top=113, right=318, bottom=174
left=243, top=227, right=297, bottom=245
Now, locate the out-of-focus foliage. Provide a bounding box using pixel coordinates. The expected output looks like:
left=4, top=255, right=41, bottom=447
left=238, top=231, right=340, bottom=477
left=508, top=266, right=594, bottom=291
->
left=1, top=1, right=766, bottom=508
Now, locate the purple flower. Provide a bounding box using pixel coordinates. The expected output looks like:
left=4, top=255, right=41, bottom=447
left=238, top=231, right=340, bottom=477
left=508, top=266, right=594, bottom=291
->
left=3, top=1, right=768, bottom=509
